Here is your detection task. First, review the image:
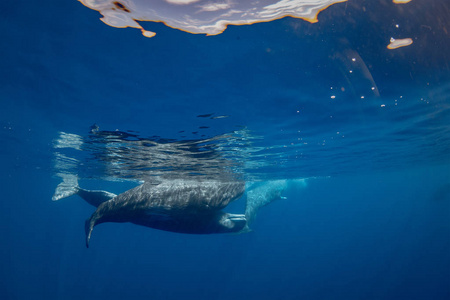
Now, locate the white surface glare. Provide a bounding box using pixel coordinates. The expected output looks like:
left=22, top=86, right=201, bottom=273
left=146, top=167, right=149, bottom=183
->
left=79, top=0, right=346, bottom=37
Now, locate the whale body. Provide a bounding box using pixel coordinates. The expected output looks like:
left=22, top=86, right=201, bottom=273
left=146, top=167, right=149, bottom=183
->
left=53, top=176, right=246, bottom=247
left=53, top=174, right=298, bottom=248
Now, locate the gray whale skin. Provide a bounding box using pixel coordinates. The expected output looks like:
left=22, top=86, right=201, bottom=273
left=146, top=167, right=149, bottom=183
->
left=53, top=178, right=246, bottom=247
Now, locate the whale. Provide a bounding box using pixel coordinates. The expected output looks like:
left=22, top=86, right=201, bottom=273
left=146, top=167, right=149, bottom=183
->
left=53, top=174, right=299, bottom=247
left=53, top=176, right=247, bottom=247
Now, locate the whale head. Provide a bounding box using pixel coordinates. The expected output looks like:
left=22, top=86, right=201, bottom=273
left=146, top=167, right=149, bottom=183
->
left=214, top=212, right=247, bottom=233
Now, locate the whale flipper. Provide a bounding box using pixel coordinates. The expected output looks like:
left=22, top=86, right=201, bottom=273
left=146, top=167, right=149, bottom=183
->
left=52, top=174, right=116, bottom=207
left=85, top=216, right=96, bottom=248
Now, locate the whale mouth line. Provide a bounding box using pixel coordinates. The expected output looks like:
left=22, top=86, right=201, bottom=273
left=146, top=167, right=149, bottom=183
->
left=228, top=216, right=246, bottom=221
left=225, top=213, right=246, bottom=221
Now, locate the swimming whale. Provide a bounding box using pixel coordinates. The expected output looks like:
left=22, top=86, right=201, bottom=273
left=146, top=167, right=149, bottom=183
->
left=53, top=176, right=247, bottom=247
left=52, top=175, right=300, bottom=247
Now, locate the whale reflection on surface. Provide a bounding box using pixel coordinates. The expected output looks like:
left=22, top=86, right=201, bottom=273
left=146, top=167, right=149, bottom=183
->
left=53, top=125, right=258, bottom=181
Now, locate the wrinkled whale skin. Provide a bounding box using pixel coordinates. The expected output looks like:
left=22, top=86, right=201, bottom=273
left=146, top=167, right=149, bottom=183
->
left=85, top=179, right=246, bottom=246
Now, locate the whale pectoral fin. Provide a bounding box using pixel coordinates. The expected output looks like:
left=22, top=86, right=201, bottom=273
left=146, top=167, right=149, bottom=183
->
left=85, top=214, right=98, bottom=248
left=52, top=174, right=79, bottom=201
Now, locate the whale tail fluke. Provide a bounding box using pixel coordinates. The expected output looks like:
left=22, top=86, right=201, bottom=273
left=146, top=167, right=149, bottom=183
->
left=53, top=174, right=116, bottom=207
left=52, top=174, right=79, bottom=201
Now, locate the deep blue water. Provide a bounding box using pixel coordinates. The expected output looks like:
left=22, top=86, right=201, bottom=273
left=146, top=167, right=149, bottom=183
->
left=1, top=0, right=449, bottom=299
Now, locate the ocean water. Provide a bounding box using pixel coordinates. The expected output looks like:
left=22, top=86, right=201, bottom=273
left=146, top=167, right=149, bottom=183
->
left=1, top=0, right=449, bottom=299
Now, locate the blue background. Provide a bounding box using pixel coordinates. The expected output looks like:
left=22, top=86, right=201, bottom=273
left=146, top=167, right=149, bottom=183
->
left=1, top=0, right=449, bottom=299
